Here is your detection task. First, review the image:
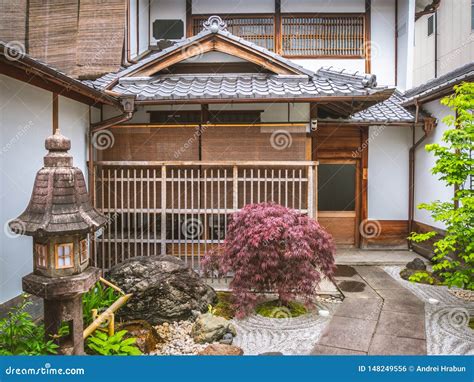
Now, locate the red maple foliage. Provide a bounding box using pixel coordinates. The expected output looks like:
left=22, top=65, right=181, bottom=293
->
left=201, top=203, right=336, bottom=317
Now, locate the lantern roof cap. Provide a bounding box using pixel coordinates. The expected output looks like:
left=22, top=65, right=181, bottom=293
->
left=8, top=132, right=107, bottom=236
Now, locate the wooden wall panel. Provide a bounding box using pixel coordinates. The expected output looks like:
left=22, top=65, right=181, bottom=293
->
left=318, top=215, right=356, bottom=246
left=201, top=126, right=306, bottom=161
left=313, top=125, right=363, bottom=157
left=97, top=127, right=200, bottom=161
left=364, top=220, right=408, bottom=249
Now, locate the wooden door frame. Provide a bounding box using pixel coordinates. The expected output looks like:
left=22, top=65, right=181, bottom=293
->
left=311, top=133, right=364, bottom=248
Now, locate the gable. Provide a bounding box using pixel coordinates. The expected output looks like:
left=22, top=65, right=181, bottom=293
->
left=129, top=32, right=301, bottom=77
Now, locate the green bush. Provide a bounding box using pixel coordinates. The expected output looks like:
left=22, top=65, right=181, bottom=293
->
left=82, top=282, right=120, bottom=326
left=0, top=295, right=58, bottom=355
left=86, top=330, right=141, bottom=355
left=409, top=82, right=474, bottom=290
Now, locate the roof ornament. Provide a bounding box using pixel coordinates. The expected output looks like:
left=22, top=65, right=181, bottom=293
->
left=203, top=15, right=227, bottom=33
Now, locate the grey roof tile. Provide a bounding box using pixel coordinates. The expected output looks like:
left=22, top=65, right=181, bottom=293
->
left=403, top=62, right=474, bottom=104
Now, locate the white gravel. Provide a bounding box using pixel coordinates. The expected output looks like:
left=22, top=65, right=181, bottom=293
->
left=384, top=266, right=474, bottom=355
left=231, top=300, right=339, bottom=355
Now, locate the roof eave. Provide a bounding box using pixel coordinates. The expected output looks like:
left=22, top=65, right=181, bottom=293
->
left=0, top=44, right=121, bottom=108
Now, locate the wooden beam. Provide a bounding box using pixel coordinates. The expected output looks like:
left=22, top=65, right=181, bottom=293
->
left=186, top=0, right=193, bottom=37
left=365, top=0, right=372, bottom=73
left=52, top=93, right=59, bottom=133
left=360, top=126, right=369, bottom=247
left=274, top=0, right=282, bottom=54
left=131, top=34, right=297, bottom=77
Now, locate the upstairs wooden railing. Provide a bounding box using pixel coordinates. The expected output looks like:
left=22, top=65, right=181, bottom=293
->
left=191, top=13, right=365, bottom=58
left=92, top=161, right=318, bottom=271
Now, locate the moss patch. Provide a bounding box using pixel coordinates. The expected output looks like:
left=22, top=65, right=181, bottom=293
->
left=213, top=292, right=236, bottom=320
left=256, top=300, right=308, bottom=318
left=469, top=318, right=474, bottom=330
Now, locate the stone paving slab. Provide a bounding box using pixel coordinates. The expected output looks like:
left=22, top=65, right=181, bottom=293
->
left=317, top=315, right=378, bottom=352
left=335, top=250, right=427, bottom=266
left=313, top=265, right=428, bottom=355
left=368, top=334, right=426, bottom=355
left=382, top=297, right=425, bottom=315
left=333, top=297, right=382, bottom=321
left=311, top=344, right=367, bottom=355
left=376, top=310, right=426, bottom=340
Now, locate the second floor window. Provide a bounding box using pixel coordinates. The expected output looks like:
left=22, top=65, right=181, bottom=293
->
left=191, top=14, right=366, bottom=58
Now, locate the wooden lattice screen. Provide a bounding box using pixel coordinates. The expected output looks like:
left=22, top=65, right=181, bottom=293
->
left=191, top=14, right=365, bottom=57
left=192, top=15, right=275, bottom=51
left=281, top=15, right=365, bottom=57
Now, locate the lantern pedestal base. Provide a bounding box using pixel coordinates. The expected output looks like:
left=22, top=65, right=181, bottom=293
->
left=22, top=267, right=100, bottom=355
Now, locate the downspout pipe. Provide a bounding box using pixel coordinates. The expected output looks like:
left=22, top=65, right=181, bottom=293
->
left=91, top=95, right=136, bottom=133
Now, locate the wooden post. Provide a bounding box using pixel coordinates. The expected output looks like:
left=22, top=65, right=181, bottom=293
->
left=274, top=0, right=282, bottom=54
left=360, top=126, right=369, bottom=247
left=186, top=0, right=193, bottom=37
left=365, top=0, right=372, bottom=73
left=161, top=164, right=167, bottom=255
left=52, top=93, right=59, bottom=133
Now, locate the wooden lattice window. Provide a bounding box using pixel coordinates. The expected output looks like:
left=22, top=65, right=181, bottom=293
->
left=55, top=243, right=74, bottom=269
left=34, top=243, right=47, bottom=268
left=80, top=239, right=88, bottom=264
left=281, top=14, right=366, bottom=57
left=192, top=15, right=275, bottom=51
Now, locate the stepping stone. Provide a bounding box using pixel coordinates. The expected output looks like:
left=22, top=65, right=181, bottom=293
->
left=376, top=310, right=426, bottom=339
left=375, top=288, right=421, bottom=301
left=368, top=334, right=426, bottom=355
left=318, top=316, right=377, bottom=352
left=354, top=266, right=405, bottom=290
left=334, top=297, right=382, bottom=321
left=382, top=298, right=425, bottom=315
left=334, top=265, right=358, bottom=278
left=311, top=344, right=366, bottom=355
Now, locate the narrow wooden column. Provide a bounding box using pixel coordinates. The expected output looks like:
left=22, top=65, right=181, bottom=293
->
left=365, top=0, right=372, bottom=73
left=186, top=0, right=193, bottom=37
left=274, top=0, right=282, bottom=54
left=52, top=93, right=59, bottom=133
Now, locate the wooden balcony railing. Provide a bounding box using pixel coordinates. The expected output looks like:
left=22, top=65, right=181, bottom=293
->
left=191, top=13, right=365, bottom=58
left=92, top=161, right=318, bottom=271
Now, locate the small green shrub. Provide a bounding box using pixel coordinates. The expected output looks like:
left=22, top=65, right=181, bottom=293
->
left=86, top=330, right=142, bottom=355
left=213, top=292, right=236, bottom=320
left=256, top=300, right=308, bottom=318
left=82, top=282, right=120, bottom=326
left=0, top=295, right=58, bottom=355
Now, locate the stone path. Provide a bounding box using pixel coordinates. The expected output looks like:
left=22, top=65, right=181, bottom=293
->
left=384, top=266, right=474, bottom=355
left=312, top=265, right=427, bottom=355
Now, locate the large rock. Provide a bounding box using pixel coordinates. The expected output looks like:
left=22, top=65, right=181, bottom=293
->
left=191, top=313, right=237, bottom=344
left=108, top=256, right=217, bottom=324
left=116, top=320, right=163, bottom=353
left=198, top=343, right=244, bottom=355
left=406, top=258, right=426, bottom=271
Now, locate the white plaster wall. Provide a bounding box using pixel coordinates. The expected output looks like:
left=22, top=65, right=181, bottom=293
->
left=368, top=125, right=411, bottom=220
left=149, top=0, right=187, bottom=45
left=397, top=0, right=416, bottom=90
left=413, top=0, right=474, bottom=87
left=371, top=0, right=396, bottom=86
left=413, top=99, right=453, bottom=229
left=138, top=0, right=150, bottom=54
left=129, top=0, right=138, bottom=57
left=413, top=13, right=436, bottom=86
left=0, top=76, right=89, bottom=304
left=193, top=0, right=274, bottom=14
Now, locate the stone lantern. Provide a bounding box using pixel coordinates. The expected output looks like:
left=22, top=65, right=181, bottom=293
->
left=9, top=130, right=107, bottom=355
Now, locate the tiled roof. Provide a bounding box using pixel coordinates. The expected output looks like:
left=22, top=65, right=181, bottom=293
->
left=403, top=62, right=474, bottom=104
left=349, top=91, right=416, bottom=123
left=111, top=72, right=387, bottom=102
